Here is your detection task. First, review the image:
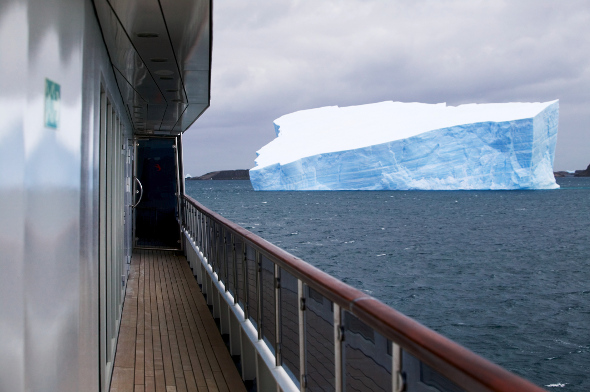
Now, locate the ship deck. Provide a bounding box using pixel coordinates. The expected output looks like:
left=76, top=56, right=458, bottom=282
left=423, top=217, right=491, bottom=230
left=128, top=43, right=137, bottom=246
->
left=109, top=250, right=246, bottom=392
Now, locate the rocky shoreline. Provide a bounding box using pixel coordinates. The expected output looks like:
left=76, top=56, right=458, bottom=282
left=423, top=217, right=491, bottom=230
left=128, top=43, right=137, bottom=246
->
left=554, top=164, right=590, bottom=178
left=187, top=169, right=250, bottom=181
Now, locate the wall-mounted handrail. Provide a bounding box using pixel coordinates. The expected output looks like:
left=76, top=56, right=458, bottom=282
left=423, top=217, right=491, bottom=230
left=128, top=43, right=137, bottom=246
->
left=182, top=194, right=545, bottom=392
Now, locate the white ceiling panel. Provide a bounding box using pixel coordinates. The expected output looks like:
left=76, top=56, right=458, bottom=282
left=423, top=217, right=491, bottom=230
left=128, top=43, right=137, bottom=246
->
left=93, top=0, right=211, bottom=135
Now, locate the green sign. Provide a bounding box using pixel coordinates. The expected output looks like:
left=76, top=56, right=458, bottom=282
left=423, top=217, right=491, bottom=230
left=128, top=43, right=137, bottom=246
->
left=44, top=78, right=60, bottom=129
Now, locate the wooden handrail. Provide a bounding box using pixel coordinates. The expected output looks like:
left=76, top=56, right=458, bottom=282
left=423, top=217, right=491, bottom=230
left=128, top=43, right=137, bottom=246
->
left=182, top=194, right=546, bottom=392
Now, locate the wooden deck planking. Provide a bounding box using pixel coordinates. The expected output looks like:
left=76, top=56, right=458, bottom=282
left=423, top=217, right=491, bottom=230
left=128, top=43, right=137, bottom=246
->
left=110, top=250, right=246, bottom=392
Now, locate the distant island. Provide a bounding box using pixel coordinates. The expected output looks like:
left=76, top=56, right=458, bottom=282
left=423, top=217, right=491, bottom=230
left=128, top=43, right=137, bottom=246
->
left=554, top=164, right=590, bottom=178
left=187, top=169, right=250, bottom=180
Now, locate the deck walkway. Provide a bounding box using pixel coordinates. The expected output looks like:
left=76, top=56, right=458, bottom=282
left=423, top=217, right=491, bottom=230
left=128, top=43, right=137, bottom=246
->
left=110, top=250, right=246, bottom=392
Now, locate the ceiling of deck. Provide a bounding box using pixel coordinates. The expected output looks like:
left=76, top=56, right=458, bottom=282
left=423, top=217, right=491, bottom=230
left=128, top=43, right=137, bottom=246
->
left=93, top=0, right=212, bottom=136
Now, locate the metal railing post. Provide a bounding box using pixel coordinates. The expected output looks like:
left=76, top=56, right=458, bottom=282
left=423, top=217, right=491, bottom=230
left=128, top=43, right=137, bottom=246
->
left=256, top=250, right=263, bottom=340
left=214, top=224, right=219, bottom=275
left=187, top=201, right=190, bottom=236
left=232, top=234, right=238, bottom=304
left=206, top=217, right=211, bottom=261
left=243, top=242, right=249, bottom=320
left=186, top=202, right=190, bottom=237
left=392, top=342, right=404, bottom=392
left=197, top=210, right=200, bottom=245
left=299, top=280, right=307, bottom=391
left=199, top=213, right=203, bottom=250
left=274, top=263, right=282, bottom=366
left=189, top=203, right=193, bottom=238
left=334, top=304, right=343, bottom=392
left=223, top=228, right=228, bottom=290
left=193, top=207, right=196, bottom=242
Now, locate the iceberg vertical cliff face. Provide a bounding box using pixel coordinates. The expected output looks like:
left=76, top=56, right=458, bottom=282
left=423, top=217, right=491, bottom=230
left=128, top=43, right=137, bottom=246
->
left=250, top=101, right=559, bottom=190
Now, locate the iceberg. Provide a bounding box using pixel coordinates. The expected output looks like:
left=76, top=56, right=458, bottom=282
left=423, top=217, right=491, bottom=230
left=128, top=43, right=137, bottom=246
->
left=250, top=100, right=559, bottom=190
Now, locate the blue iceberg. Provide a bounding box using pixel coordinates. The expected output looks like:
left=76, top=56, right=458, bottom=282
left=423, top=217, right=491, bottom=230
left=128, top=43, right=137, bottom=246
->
left=250, top=101, right=559, bottom=190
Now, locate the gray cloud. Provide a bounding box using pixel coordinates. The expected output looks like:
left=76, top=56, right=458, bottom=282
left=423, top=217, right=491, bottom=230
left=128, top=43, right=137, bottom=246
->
left=183, top=0, right=590, bottom=175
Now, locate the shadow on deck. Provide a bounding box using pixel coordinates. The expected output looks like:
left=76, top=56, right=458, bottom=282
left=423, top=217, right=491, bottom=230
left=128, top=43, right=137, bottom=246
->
left=110, top=250, right=246, bottom=392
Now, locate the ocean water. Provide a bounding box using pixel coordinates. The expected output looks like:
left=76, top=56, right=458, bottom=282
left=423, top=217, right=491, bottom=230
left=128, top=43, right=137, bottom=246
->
left=185, top=178, right=590, bottom=390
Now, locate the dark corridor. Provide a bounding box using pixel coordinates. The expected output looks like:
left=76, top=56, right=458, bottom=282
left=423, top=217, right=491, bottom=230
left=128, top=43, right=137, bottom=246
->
left=134, top=138, right=180, bottom=249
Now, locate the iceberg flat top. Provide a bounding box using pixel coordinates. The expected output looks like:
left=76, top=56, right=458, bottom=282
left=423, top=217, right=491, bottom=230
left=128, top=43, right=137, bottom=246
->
left=253, top=100, right=558, bottom=169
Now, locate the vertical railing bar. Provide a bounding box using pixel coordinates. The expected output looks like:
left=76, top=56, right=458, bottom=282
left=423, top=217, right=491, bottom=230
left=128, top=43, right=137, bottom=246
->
left=298, top=280, right=307, bottom=391
left=219, top=226, right=223, bottom=280
left=243, top=241, right=249, bottom=320
left=194, top=208, right=197, bottom=245
left=219, top=227, right=223, bottom=279
left=208, top=219, right=212, bottom=265
left=232, top=233, right=238, bottom=304
left=274, top=263, right=282, bottom=366
left=197, top=210, right=200, bottom=248
left=207, top=217, right=211, bottom=262
left=202, top=213, right=205, bottom=254
left=214, top=223, right=218, bottom=274
left=217, top=225, right=221, bottom=279
left=190, top=199, right=197, bottom=242
left=256, top=249, right=263, bottom=340
left=212, top=223, right=216, bottom=271
left=186, top=201, right=189, bottom=237
left=218, top=226, right=222, bottom=279
left=223, top=228, right=229, bottom=289
left=211, top=219, right=214, bottom=264
left=202, top=214, right=206, bottom=258
left=392, top=342, right=403, bottom=392
left=334, top=304, right=343, bottom=392
left=199, top=213, right=203, bottom=250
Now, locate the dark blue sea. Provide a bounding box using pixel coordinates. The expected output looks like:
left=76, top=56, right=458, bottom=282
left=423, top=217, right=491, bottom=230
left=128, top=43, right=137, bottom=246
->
left=186, top=178, right=590, bottom=390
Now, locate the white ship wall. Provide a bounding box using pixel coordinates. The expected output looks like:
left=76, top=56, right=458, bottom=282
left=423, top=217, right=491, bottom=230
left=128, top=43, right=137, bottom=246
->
left=0, top=1, right=132, bottom=391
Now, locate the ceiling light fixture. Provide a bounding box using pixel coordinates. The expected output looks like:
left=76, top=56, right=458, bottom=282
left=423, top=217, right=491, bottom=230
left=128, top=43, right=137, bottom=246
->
left=137, top=33, right=158, bottom=38
left=154, top=70, right=174, bottom=76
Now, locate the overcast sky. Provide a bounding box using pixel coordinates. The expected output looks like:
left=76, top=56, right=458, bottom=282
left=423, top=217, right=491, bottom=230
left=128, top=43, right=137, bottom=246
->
left=182, top=0, right=590, bottom=176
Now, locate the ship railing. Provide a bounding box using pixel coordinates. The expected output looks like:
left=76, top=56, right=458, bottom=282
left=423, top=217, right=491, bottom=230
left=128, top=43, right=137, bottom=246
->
left=180, top=194, right=545, bottom=392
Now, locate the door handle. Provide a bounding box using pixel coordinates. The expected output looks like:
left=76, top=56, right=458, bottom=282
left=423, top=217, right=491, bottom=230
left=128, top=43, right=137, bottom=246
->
left=131, top=176, right=143, bottom=208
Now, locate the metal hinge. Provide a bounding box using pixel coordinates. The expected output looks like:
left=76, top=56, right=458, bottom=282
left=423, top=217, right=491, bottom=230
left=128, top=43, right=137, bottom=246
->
left=275, top=277, right=281, bottom=289
left=300, top=298, right=306, bottom=311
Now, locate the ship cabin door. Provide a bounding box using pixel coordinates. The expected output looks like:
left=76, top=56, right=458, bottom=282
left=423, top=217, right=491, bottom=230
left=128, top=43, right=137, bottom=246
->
left=133, top=137, right=181, bottom=249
